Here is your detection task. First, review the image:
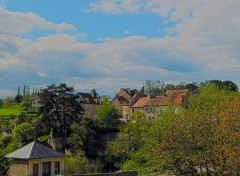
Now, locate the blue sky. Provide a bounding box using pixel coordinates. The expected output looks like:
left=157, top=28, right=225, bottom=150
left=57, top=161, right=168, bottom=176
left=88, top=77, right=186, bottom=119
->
left=0, top=0, right=240, bottom=98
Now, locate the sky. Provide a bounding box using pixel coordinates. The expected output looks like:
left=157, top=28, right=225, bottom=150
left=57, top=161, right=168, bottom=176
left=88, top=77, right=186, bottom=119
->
left=0, top=0, right=240, bottom=98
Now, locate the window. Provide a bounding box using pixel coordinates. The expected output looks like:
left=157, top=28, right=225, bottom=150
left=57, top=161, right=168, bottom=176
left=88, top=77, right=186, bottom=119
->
left=54, top=161, right=60, bottom=174
left=32, top=164, right=38, bottom=176
left=42, top=162, right=51, bottom=176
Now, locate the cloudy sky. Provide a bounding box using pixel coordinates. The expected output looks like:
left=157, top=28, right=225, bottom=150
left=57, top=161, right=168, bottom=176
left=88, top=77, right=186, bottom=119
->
left=0, top=0, right=240, bottom=98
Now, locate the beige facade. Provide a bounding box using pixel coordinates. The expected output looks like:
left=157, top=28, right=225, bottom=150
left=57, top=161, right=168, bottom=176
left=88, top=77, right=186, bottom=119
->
left=6, top=141, right=65, bottom=176
left=9, top=159, right=28, bottom=176
left=80, top=103, right=99, bottom=118
left=112, top=98, right=123, bottom=116
left=9, top=157, right=64, bottom=176
left=122, top=105, right=131, bottom=121
left=112, top=88, right=141, bottom=121
left=76, top=89, right=101, bottom=119
left=130, top=89, right=189, bottom=121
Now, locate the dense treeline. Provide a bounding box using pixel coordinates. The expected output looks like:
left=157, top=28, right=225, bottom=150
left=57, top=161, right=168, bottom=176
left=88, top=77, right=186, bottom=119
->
left=111, top=84, right=240, bottom=175
left=0, top=80, right=239, bottom=175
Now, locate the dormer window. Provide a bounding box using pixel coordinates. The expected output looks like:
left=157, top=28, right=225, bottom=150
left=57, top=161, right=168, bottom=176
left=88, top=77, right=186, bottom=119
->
left=85, top=98, right=89, bottom=103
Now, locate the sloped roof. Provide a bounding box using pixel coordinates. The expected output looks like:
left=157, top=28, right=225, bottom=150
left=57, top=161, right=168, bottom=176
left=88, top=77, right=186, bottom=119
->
left=121, top=88, right=138, bottom=97
left=161, top=89, right=189, bottom=105
left=6, top=141, right=65, bottom=160
left=145, top=96, right=164, bottom=106
left=131, top=89, right=189, bottom=107
left=77, top=92, right=101, bottom=104
left=132, top=97, right=150, bottom=108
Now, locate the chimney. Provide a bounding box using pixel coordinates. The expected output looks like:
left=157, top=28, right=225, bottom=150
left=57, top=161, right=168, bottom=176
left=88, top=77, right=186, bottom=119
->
left=91, top=89, right=97, bottom=98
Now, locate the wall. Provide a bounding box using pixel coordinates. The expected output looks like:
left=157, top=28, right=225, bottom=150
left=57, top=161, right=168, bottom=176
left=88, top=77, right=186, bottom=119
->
left=9, top=159, right=28, bottom=176
left=27, top=157, right=64, bottom=176
left=112, top=98, right=123, bottom=117
left=70, top=170, right=138, bottom=176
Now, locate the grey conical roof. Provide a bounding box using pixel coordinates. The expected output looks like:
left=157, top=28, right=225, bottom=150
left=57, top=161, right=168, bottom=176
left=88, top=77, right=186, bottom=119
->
left=6, top=141, right=65, bottom=159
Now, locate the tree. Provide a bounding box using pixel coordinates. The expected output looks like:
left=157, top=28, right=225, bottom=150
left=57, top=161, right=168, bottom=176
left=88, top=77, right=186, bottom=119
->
left=144, top=80, right=164, bottom=97
left=96, top=97, right=120, bottom=130
left=2, top=97, right=15, bottom=107
left=0, top=152, right=12, bottom=176
left=12, top=122, right=36, bottom=147
left=67, top=116, right=97, bottom=158
left=205, top=80, right=238, bottom=92
left=15, top=86, right=23, bottom=103
left=156, top=84, right=240, bottom=175
left=38, top=83, right=82, bottom=139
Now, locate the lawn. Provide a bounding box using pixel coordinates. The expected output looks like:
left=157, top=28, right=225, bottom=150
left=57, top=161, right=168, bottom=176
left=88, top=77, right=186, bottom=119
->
left=0, top=107, right=21, bottom=117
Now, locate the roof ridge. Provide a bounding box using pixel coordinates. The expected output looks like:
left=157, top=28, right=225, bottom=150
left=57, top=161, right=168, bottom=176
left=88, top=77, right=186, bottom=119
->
left=28, top=141, right=36, bottom=159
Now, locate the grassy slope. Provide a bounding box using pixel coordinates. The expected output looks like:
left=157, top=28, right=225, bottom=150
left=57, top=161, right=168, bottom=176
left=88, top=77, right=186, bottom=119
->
left=0, top=107, right=21, bottom=118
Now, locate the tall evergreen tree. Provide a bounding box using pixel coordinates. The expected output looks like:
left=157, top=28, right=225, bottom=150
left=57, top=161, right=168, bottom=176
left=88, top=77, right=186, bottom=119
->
left=38, top=83, right=82, bottom=139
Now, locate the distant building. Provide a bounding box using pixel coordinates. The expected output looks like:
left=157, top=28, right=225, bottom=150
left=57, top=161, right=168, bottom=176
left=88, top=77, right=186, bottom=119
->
left=131, top=89, right=189, bottom=120
left=31, top=94, right=42, bottom=108
left=76, top=89, right=101, bottom=119
left=6, top=141, right=65, bottom=176
left=112, top=87, right=146, bottom=122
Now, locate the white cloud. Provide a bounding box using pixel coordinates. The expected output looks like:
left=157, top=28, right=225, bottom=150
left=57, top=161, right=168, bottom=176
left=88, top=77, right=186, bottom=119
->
left=0, top=6, right=75, bottom=35
left=85, top=0, right=144, bottom=14
left=0, top=1, right=240, bottom=98
left=85, top=0, right=203, bottom=22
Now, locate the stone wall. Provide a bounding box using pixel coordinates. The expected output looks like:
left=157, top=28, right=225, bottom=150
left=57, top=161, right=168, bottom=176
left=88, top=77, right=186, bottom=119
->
left=71, top=171, right=138, bottom=176
left=9, top=159, right=28, bottom=176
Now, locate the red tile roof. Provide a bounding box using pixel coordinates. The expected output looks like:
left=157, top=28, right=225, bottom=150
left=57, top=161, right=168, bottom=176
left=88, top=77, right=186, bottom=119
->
left=145, top=96, right=164, bottom=106
left=132, top=97, right=150, bottom=108
left=161, top=89, right=189, bottom=105
left=131, top=89, right=189, bottom=107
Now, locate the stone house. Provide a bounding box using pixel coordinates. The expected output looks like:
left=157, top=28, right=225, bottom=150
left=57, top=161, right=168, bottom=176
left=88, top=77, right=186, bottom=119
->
left=6, top=141, right=65, bottom=176
left=112, top=87, right=145, bottom=122
left=131, top=89, right=189, bottom=120
left=76, top=89, right=101, bottom=119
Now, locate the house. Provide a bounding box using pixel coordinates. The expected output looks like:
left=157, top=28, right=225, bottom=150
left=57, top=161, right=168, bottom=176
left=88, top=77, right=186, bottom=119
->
left=131, top=89, right=189, bottom=120
left=6, top=141, right=65, bottom=176
left=31, top=94, right=42, bottom=108
left=112, top=87, right=145, bottom=122
left=76, top=89, right=101, bottom=119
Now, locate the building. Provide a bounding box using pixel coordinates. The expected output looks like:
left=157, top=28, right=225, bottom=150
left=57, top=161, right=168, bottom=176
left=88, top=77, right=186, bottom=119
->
left=76, top=89, right=101, bottom=119
left=131, top=89, right=189, bottom=120
left=6, top=141, right=65, bottom=176
left=112, top=87, right=145, bottom=122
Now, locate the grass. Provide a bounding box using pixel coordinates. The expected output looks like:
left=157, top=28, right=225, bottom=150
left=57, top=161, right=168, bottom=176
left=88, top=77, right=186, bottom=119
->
left=0, top=107, right=21, bottom=117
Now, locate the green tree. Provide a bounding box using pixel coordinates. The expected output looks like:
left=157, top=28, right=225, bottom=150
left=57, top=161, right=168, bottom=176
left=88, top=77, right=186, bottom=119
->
left=67, top=116, right=97, bottom=158
left=15, top=86, right=23, bottom=103
left=2, top=97, right=15, bottom=107
left=96, top=97, right=120, bottom=130
left=0, top=152, right=12, bottom=176
left=12, top=122, right=36, bottom=147
left=204, top=80, right=238, bottom=92
left=144, top=80, right=165, bottom=97
left=156, top=84, right=240, bottom=175
left=38, top=83, right=81, bottom=139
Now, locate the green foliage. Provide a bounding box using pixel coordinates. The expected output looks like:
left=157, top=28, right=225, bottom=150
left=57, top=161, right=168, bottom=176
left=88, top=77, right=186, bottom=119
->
left=38, top=83, right=81, bottom=139
left=12, top=122, right=36, bottom=147
left=157, top=85, right=240, bottom=175
left=96, top=97, right=120, bottom=130
left=2, top=97, right=15, bottom=108
left=64, top=156, right=102, bottom=175
left=204, top=80, right=239, bottom=92
left=110, top=84, right=240, bottom=175
left=67, top=116, right=97, bottom=158
left=0, top=108, right=21, bottom=117
left=0, top=151, right=12, bottom=176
